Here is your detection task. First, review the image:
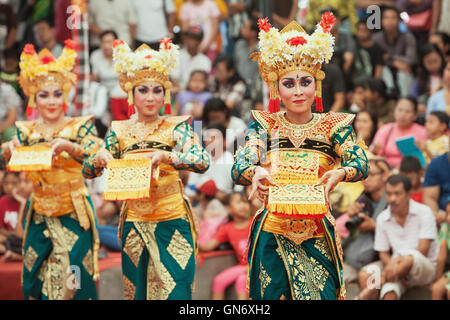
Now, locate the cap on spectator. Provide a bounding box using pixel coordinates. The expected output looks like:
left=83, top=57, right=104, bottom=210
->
left=182, top=25, right=204, bottom=41
left=196, top=178, right=217, bottom=197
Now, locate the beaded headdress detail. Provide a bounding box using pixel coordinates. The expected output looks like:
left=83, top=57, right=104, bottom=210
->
left=112, top=38, right=179, bottom=116
left=251, top=12, right=336, bottom=113
left=19, top=39, right=77, bottom=116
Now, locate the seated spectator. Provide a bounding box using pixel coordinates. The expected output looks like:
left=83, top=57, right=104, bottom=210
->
left=321, top=62, right=346, bottom=113
left=186, top=121, right=243, bottom=203
left=198, top=191, right=251, bottom=300
left=1, top=172, right=32, bottom=262
left=357, top=174, right=439, bottom=300
left=418, top=111, right=450, bottom=164
left=430, top=197, right=450, bottom=300
left=362, top=77, right=397, bottom=127
left=193, top=178, right=229, bottom=245
left=210, top=55, right=247, bottom=117
left=423, top=134, right=450, bottom=225
left=179, top=0, right=221, bottom=63
left=90, top=30, right=128, bottom=121
left=337, top=157, right=390, bottom=281
left=0, top=80, right=21, bottom=143
left=0, top=47, right=21, bottom=96
left=131, top=0, right=176, bottom=50
left=0, top=2, right=17, bottom=52
left=88, top=0, right=137, bottom=50
left=429, top=32, right=450, bottom=62
left=173, top=70, right=212, bottom=119
left=353, top=18, right=383, bottom=85
left=399, top=156, right=425, bottom=203
left=321, top=7, right=357, bottom=92
left=373, top=6, right=417, bottom=98
left=233, top=18, right=259, bottom=91
left=33, top=17, right=63, bottom=58
left=370, top=97, right=427, bottom=168
left=411, top=43, right=445, bottom=121
left=348, top=81, right=366, bottom=113
left=427, top=60, right=450, bottom=117
left=354, top=109, right=379, bottom=147
left=201, top=97, right=247, bottom=151
left=0, top=173, right=23, bottom=256
left=171, top=26, right=212, bottom=91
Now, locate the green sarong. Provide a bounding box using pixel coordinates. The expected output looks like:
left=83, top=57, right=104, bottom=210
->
left=247, top=209, right=342, bottom=300
left=121, top=217, right=196, bottom=300
left=22, top=204, right=99, bottom=300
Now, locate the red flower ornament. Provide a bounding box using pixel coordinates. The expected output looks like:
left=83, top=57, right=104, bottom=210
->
left=112, top=40, right=125, bottom=48
left=159, top=37, right=172, bottom=50
left=23, top=44, right=36, bottom=56
left=40, top=55, right=55, bottom=64
left=286, top=36, right=307, bottom=47
left=320, top=12, right=336, bottom=33
left=64, top=39, right=77, bottom=50
left=257, top=17, right=272, bottom=32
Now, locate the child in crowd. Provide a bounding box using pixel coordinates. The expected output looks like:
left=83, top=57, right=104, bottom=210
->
left=419, top=111, right=449, bottom=164
left=399, top=156, right=424, bottom=204
left=194, top=178, right=229, bottom=245
left=430, top=198, right=450, bottom=300
left=173, top=70, right=212, bottom=119
left=0, top=172, right=33, bottom=261
left=198, top=191, right=252, bottom=300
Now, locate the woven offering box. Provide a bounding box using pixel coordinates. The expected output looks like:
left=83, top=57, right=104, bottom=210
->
left=103, top=158, right=153, bottom=201
left=7, top=145, right=53, bottom=172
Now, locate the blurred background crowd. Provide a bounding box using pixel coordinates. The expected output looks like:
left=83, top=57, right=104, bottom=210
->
left=0, top=0, right=449, bottom=300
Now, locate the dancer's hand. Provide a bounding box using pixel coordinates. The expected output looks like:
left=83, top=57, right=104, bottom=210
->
left=315, top=169, right=346, bottom=206
left=1, top=138, right=21, bottom=159
left=146, top=151, right=169, bottom=179
left=49, top=138, right=75, bottom=158
left=94, top=149, right=114, bottom=168
left=248, top=167, right=276, bottom=203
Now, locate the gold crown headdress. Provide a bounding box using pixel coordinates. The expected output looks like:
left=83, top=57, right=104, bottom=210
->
left=251, top=13, right=336, bottom=113
left=19, top=39, right=77, bottom=116
left=112, top=38, right=179, bottom=116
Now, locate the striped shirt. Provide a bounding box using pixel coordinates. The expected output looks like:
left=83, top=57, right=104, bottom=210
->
left=374, top=200, right=439, bottom=265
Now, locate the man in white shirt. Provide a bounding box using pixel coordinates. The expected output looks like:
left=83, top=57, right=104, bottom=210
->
left=88, top=0, right=137, bottom=49
left=171, top=26, right=212, bottom=91
left=357, top=174, right=439, bottom=300
left=130, top=0, right=176, bottom=50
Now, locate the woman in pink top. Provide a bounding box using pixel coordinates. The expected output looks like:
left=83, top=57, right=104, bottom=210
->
left=370, top=97, right=427, bottom=168
left=179, top=0, right=221, bottom=63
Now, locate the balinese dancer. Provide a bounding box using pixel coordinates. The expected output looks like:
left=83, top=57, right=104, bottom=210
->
left=82, top=38, right=210, bottom=300
left=0, top=40, right=102, bottom=300
left=231, top=14, right=369, bottom=300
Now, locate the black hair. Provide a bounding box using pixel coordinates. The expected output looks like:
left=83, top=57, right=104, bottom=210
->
left=428, top=111, right=450, bottom=127
left=319, top=7, right=339, bottom=19
left=202, top=97, right=230, bottom=125
left=416, top=43, right=446, bottom=95
left=205, top=121, right=227, bottom=142
left=248, top=18, right=259, bottom=33
left=400, top=156, right=422, bottom=173
left=100, top=30, right=118, bottom=41
left=381, top=6, right=401, bottom=20
left=362, top=78, right=388, bottom=100
left=213, top=55, right=245, bottom=87
left=35, top=16, right=55, bottom=28
left=386, top=174, right=412, bottom=192
left=399, top=96, right=418, bottom=113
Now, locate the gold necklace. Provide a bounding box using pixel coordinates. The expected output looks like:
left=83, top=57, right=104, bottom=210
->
left=126, top=117, right=164, bottom=149
left=34, top=117, right=69, bottom=141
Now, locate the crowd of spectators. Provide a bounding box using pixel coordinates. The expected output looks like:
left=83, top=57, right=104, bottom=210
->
left=0, top=0, right=449, bottom=300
